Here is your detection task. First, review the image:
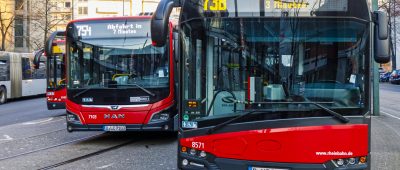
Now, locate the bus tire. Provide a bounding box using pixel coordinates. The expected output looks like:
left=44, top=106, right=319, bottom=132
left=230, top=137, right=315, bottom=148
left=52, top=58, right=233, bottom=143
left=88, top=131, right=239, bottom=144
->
left=0, top=86, right=7, bottom=104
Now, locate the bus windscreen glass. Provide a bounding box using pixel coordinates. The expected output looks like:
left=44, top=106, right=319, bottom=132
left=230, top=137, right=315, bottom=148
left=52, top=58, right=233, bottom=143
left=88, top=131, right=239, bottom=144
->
left=47, top=55, right=65, bottom=89
left=180, top=17, right=369, bottom=129
left=67, top=20, right=168, bottom=90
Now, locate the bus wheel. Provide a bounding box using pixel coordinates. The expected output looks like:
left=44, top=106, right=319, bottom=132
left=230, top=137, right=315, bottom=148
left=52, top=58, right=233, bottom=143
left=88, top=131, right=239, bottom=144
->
left=0, top=86, right=6, bottom=104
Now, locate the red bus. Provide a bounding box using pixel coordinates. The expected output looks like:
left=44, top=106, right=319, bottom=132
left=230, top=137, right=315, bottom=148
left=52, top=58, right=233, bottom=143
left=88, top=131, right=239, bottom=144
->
left=34, top=31, right=67, bottom=110
left=47, top=16, right=178, bottom=132
left=152, top=0, right=390, bottom=169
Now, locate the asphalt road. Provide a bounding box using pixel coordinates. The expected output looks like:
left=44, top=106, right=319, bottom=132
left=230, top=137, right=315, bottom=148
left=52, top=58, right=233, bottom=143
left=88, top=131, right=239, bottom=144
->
left=0, top=98, right=177, bottom=170
left=371, top=83, right=400, bottom=169
left=0, top=83, right=399, bottom=169
left=0, top=98, right=65, bottom=127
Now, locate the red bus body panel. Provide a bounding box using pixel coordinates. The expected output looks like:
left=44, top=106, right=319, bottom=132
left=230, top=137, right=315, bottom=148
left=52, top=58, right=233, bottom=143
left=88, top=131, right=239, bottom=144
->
left=66, top=17, right=175, bottom=126
left=47, top=88, right=66, bottom=103
left=66, top=96, right=174, bottom=125
left=180, top=124, right=368, bottom=163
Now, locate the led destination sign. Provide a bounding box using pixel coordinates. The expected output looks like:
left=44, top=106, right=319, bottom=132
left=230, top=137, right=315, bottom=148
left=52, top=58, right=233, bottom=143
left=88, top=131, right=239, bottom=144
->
left=69, top=19, right=151, bottom=40
left=203, top=0, right=348, bottom=16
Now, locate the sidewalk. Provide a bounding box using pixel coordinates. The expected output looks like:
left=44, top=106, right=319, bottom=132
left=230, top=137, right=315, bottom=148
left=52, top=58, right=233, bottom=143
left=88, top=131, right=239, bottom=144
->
left=371, top=114, right=400, bottom=169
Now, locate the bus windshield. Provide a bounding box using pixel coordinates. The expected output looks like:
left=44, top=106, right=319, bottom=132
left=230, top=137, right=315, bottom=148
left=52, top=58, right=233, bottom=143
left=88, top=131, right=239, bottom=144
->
left=47, top=54, right=65, bottom=89
left=67, top=37, right=168, bottom=89
left=181, top=17, right=370, bottom=129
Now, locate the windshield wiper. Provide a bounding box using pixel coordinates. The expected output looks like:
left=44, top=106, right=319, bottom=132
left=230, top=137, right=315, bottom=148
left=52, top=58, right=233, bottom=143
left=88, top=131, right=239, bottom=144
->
left=305, top=102, right=350, bottom=123
left=207, top=110, right=259, bottom=134
left=73, top=87, right=94, bottom=98
left=117, top=84, right=156, bottom=97
left=248, top=101, right=350, bottom=124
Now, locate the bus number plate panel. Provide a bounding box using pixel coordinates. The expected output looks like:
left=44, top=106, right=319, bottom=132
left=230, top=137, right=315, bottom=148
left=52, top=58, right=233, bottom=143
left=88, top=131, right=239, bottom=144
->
left=103, top=125, right=127, bottom=132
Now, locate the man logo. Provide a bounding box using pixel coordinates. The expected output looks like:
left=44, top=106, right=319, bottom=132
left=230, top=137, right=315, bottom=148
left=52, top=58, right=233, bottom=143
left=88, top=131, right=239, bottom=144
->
left=110, top=106, right=119, bottom=110
left=104, top=114, right=125, bottom=119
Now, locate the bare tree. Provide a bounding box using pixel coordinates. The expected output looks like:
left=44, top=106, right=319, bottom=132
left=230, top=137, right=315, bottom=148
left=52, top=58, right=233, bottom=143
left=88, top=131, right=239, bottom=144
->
left=0, top=1, right=19, bottom=51
left=30, top=0, right=70, bottom=50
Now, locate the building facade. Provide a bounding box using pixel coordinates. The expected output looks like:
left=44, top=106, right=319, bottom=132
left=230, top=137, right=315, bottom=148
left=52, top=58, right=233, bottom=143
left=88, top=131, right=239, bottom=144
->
left=0, top=0, right=73, bottom=52
left=0, top=0, right=15, bottom=51
left=72, top=0, right=161, bottom=19
left=1, top=0, right=175, bottom=52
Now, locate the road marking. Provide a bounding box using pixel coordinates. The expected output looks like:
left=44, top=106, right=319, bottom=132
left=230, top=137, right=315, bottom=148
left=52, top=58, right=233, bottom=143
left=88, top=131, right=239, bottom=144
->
left=381, top=111, right=400, bottom=121
left=96, top=163, right=114, bottom=169
left=374, top=116, right=400, bottom=138
left=22, top=118, right=54, bottom=125
left=0, top=135, right=13, bottom=141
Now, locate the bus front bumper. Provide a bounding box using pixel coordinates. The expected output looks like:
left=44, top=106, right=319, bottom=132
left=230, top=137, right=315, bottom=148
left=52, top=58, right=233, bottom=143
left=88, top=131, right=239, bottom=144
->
left=47, top=102, right=66, bottom=110
left=66, top=118, right=175, bottom=132
left=179, top=153, right=369, bottom=170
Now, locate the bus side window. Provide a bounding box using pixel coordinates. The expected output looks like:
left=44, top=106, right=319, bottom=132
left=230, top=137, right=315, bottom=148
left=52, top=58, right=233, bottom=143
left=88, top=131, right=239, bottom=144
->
left=0, top=59, right=10, bottom=81
left=22, top=58, right=32, bottom=80
left=33, top=61, right=46, bottom=79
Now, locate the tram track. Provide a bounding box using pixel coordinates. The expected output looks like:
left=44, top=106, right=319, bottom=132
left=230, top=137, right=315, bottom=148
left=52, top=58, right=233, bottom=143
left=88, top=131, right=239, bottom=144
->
left=0, top=115, right=67, bottom=144
left=0, top=128, right=66, bottom=145
left=0, top=133, right=104, bottom=162
left=38, top=139, right=139, bottom=170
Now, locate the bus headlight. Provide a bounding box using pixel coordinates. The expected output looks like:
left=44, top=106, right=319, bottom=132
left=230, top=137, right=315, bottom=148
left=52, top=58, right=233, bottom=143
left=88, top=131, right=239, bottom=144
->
left=189, top=148, right=197, bottom=155
left=333, top=156, right=367, bottom=167
left=181, top=146, right=208, bottom=159
left=336, top=159, right=344, bottom=166
left=348, top=158, right=356, bottom=165
left=180, top=147, right=208, bottom=168
left=150, top=107, right=173, bottom=123
left=182, top=159, right=189, bottom=166
left=150, top=112, right=170, bottom=122
left=199, top=151, right=207, bottom=158
left=67, top=112, right=81, bottom=124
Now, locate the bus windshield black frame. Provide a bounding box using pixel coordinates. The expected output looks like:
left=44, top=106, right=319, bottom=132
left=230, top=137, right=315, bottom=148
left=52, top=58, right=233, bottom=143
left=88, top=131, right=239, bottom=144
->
left=65, top=18, right=171, bottom=105
left=179, top=17, right=370, bottom=130
left=66, top=37, right=169, bottom=90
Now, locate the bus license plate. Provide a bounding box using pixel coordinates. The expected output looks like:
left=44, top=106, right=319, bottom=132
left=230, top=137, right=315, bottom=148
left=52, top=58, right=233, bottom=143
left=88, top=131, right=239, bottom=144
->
left=103, top=126, right=127, bottom=132
left=249, top=167, right=288, bottom=170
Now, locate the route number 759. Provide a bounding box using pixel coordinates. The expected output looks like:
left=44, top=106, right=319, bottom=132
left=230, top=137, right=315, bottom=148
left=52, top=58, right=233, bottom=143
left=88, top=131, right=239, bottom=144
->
left=204, top=0, right=227, bottom=11
left=192, top=142, right=205, bottom=149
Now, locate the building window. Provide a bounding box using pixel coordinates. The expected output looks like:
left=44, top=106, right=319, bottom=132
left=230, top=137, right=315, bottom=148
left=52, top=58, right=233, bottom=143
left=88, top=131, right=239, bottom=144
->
left=15, top=37, right=24, bottom=48
left=14, top=16, right=24, bottom=48
left=15, top=0, right=24, bottom=10
left=78, top=7, right=88, bottom=15
left=65, top=2, right=71, bottom=8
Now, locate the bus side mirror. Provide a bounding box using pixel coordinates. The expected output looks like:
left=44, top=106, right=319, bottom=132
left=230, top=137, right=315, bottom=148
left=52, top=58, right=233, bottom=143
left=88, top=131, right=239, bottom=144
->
left=33, top=49, right=44, bottom=69
left=45, top=31, right=65, bottom=58
left=151, top=0, right=177, bottom=47
left=374, top=11, right=390, bottom=63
